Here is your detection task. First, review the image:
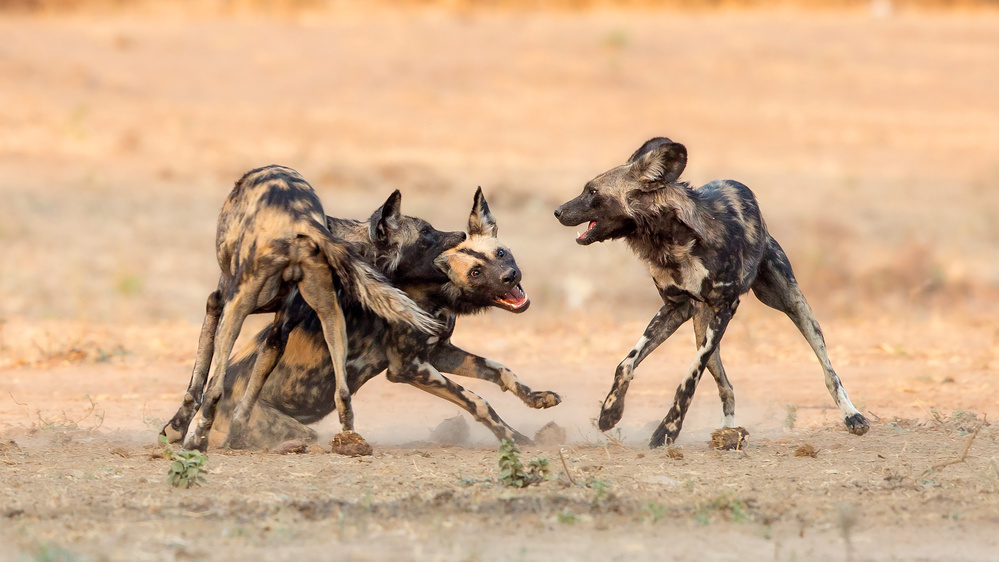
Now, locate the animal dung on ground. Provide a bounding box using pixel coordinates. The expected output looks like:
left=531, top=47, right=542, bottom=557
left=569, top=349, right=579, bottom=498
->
left=429, top=415, right=470, bottom=446
left=271, top=439, right=310, bottom=455
left=534, top=421, right=567, bottom=446
left=794, top=443, right=819, bottom=458
left=710, top=427, right=749, bottom=451
left=330, top=431, right=373, bottom=457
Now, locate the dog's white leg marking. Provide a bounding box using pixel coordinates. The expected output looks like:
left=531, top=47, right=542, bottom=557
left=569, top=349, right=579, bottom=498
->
left=650, top=301, right=738, bottom=448
left=391, top=359, right=527, bottom=443
left=752, top=238, right=868, bottom=435
left=599, top=304, right=693, bottom=432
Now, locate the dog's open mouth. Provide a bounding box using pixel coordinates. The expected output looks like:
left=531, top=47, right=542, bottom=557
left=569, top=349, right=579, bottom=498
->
left=576, top=221, right=598, bottom=244
left=494, top=283, right=530, bottom=313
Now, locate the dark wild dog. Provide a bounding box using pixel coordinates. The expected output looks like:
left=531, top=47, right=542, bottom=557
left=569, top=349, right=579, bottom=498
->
left=163, top=165, right=439, bottom=451
left=207, top=188, right=558, bottom=448
left=554, top=138, right=868, bottom=447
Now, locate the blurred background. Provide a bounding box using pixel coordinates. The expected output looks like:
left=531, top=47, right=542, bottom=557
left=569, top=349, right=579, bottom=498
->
left=1, top=0, right=997, bottom=439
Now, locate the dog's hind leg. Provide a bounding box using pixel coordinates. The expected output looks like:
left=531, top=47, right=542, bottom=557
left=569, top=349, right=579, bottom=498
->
left=692, top=302, right=736, bottom=428
left=183, top=278, right=272, bottom=451
left=161, top=289, right=223, bottom=443
left=222, top=304, right=294, bottom=449
left=387, top=352, right=532, bottom=445
left=751, top=237, right=869, bottom=436
left=295, top=240, right=354, bottom=433
left=650, top=300, right=738, bottom=448
left=429, top=344, right=561, bottom=409
left=598, top=301, right=694, bottom=432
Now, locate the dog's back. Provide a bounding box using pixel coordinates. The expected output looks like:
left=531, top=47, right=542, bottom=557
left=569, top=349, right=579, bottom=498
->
left=216, top=166, right=327, bottom=277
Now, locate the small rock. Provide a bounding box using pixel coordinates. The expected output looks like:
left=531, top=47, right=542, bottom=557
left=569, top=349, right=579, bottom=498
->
left=429, top=415, right=470, bottom=446
left=534, top=421, right=567, bottom=446
left=272, top=439, right=309, bottom=455
left=0, top=440, right=21, bottom=456
left=710, top=427, right=749, bottom=451
left=794, top=444, right=819, bottom=458
left=330, top=431, right=373, bottom=457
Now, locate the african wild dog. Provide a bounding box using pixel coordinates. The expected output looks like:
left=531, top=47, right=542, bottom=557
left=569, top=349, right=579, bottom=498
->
left=162, top=165, right=440, bottom=451
left=554, top=138, right=869, bottom=447
left=205, top=188, right=559, bottom=448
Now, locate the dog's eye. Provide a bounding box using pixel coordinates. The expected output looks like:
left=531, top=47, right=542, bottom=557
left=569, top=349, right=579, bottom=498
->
left=589, top=189, right=598, bottom=196
left=420, top=228, right=430, bottom=237
left=469, top=268, right=481, bottom=277
left=496, top=249, right=505, bottom=258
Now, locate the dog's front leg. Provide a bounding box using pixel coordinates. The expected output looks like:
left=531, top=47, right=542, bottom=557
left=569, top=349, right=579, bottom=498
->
left=387, top=350, right=532, bottom=445
left=429, top=343, right=561, bottom=409
left=599, top=302, right=693, bottom=432
left=649, top=299, right=738, bottom=448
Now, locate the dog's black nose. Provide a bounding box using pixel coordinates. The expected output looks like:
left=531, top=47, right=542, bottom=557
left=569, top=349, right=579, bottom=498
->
left=554, top=208, right=562, bottom=219
left=501, top=268, right=519, bottom=285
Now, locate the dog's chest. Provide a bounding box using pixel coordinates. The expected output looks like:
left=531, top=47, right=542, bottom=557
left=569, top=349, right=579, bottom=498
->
left=649, top=257, right=710, bottom=299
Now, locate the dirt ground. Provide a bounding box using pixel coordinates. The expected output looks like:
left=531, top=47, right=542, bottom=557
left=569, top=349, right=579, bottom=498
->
left=2, top=3, right=999, bottom=561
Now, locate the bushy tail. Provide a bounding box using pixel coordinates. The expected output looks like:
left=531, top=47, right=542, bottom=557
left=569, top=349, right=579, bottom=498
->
left=312, top=227, right=441, bottom=335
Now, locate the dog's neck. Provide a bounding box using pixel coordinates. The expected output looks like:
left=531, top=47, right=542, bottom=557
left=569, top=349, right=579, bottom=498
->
left=326, top=216, right=487, bottom=319
left=400, top=282, right=491, bottom=319
left=625, top=184, right=709, bottom=265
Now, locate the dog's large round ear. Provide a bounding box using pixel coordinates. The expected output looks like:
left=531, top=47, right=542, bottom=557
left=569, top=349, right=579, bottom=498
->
left=630, top=138, right=687, bottom=189
left=468, top=186, right=498, bottom=238
left=433, top=252, right=452, bottom=275
left=370, top=190, right=403, bottom=244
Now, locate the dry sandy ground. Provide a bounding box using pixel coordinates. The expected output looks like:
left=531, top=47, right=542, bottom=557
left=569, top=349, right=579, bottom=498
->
left=1, top=4, right=999, bottom=561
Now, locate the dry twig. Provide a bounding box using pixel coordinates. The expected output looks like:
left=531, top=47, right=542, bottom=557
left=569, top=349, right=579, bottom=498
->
left=922, top=414, right=987, bottom=476
left=590, top=420, right=627, bottom=448
left=557, top=448, right=578, bottom=486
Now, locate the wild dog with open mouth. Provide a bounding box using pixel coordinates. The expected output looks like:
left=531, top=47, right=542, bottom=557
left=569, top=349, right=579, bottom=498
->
left=162, top=165, right=440, bottom=451
left=207, top=188, right=558, bottom=449
left=554, top=138, right=868, bottom=447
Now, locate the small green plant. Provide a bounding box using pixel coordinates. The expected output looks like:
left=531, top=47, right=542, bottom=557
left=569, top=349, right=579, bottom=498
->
left=497, top=439, right=550, bottom=488
left=31, top=542, right=84, bottom=562
left=556, top=510, right=578, bottom=525
left=588, top=478, right=611, bottom=505
left=161, top=435, right=207, bottom=488
left=527, top=457, right=551, bottom=479
left=645, top=501, right=668, bottom=523
left=695, top=494, right=751, bottom=524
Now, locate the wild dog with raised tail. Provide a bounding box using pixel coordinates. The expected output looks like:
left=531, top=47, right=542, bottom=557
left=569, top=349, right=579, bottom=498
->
left=163, top=165, right=440, bottom=451
left=554, top=138, right=868, bottom=447
left=208, top=188, right=558, bottom=448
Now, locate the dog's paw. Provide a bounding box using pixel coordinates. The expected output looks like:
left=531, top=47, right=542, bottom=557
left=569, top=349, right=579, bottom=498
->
left=648, top=421, right=678, bottom=449
left=598, top=401, right=625, bottom=431
left=526, top=391, right=561, bottom=409
left=844, top=413, right=870, bottom=436
left=182, top=430, right=210, bottom=453
left=160, top=416, right=190, bottom=444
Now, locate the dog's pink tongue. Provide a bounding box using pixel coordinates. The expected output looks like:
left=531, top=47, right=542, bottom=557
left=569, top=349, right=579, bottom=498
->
left=576, top=221, right=597, bottom=240
left=500, top=285, right=528, bottom=307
